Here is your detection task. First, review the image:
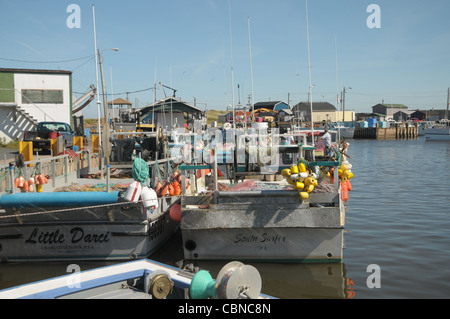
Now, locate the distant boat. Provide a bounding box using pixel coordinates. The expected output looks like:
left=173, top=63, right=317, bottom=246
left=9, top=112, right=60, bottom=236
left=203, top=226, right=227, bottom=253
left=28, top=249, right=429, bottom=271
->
left=424, top=127, right=450, bottom=141
left=330, top=122, right=354, bottom=139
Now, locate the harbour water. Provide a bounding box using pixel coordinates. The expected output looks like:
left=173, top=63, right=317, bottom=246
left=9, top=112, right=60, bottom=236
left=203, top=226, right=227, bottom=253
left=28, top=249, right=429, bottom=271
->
left=1, top=137, right=449, bottom=299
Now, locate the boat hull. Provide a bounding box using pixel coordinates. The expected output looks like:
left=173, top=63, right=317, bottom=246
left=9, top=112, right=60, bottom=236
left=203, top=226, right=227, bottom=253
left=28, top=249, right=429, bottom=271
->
left=424, top=127, right=450, bottom=141
left=0, top=196, right=179, bottom=262
left=180, top=190, right=345, bottom=263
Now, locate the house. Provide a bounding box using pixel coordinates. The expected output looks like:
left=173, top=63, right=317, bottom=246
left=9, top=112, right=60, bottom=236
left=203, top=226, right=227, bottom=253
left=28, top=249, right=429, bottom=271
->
left=253, top=101, right=290, bottom=112
left=292, top=102, right=341, bottom=123
left=393, top=110, right=413, bottom=121
left=410, top=110, right=426, bottom=121
left=371, top=104, right=408, bottom=120
left=0, top=68, right=72, bottom=143
left=139, top=96, right=205, bottom=129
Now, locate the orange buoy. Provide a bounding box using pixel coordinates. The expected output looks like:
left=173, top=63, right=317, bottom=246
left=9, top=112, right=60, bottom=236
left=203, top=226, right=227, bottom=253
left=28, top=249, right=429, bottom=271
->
left=34, top=175, right=40, bottom=185
left=341, top=181, right=349, bottom=202
left=14, top=177, right=20, bottom=188
left=18, top=176, right=24, bottom=188
left=169, top=203, right=182, bottom=223
left=155, top=182, right=162, bottom=194
left=159, top=182, right=169, bottom=197
left=346, top=179, right=352, bottom=192
left=168, top=183, right=175, bottom=196
left=22, top=181, right=29, bottom=192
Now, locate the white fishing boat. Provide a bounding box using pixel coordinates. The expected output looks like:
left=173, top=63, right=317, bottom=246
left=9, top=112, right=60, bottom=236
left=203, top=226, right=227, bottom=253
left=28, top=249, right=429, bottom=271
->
left=0, top=149, right=181, bottom=263
left=175, top=127, right=353, bottom=263
left=330, top=122, right=355, bottom=139
left=424, top=127, right=450, bottom=140
left=0, top=258, right=273, bottom=299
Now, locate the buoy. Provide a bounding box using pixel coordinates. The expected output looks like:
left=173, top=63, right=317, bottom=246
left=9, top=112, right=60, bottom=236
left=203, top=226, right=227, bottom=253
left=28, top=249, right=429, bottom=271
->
left=299, top=191, right=309, bottom=200
left=141, top=187, right=158, bottom=209
left=294, top=181, right=305, bottom=190
left=304, top=184, right=314, bottom=193
left=346, top=179, right=352, bottom=192
left=155, top=182, right=162, bottom=194
left=298, top=162, right=307, bottom=173
left=281, top=169, right=291, bottom=177
left=18, top=176, right=24, bottom=188
left=189, top=270, right=216, bottom=299
left=34, top=175, right=40, bottom=185
left=14, top=178, right=20, bottom=188
left=22, top=181, right=29, bottom=192
left=124, top=181, right=142, bottom=202
left=290, top=165, right=299, bottom=174
left=341, top=181, right=349, bottom=202
left=169, top=203, right=182, bottom=223
left=28, top=183, right=34, bottom=192
left=36, top=184, right=43, bottom=193
left=299, top=172, right=308, bottom=179
left=168, top=183, right=174, bottom=196
left=160, top=182, right=169, bottom=197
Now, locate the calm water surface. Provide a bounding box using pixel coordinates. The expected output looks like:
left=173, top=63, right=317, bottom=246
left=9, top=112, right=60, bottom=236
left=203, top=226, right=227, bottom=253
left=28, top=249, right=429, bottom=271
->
left=1, top=137, right=449, bottom=298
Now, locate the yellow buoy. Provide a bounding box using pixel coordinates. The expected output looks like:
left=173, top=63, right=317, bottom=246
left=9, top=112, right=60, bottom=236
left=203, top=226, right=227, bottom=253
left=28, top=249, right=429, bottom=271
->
left=290, top=165, right=299, bottom=174
left=298, top=162, right=307, bottom=173
left=281, top=169, right=291, bottom=177
left=305, top=184, right=314, bottom=193
left=299, top=192, right=309, bottom=200
left=294, top=182, right=305, bottom=190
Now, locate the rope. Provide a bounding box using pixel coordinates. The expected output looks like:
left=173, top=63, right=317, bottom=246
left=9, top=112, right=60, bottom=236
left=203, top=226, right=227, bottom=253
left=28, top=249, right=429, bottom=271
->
left=132, top=157, right=149, bottom=184
left=0, top=201, right=135, bottom=219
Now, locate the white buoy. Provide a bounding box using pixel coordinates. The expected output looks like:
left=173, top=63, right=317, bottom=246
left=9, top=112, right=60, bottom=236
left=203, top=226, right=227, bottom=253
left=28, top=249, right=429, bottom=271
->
left=123, top=181, right=142, bottom=203
left=141, top=186, right=158, bottom=209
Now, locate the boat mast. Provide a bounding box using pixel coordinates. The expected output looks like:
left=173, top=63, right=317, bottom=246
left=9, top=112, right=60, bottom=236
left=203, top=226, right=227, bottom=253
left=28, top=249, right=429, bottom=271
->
left=248, top=17, right=255, bottom=122
left=92, top=5, right=102, bottom=152
left=228, top=0, right=236, bottom=131
left=306, top=0, right=314, bottom=146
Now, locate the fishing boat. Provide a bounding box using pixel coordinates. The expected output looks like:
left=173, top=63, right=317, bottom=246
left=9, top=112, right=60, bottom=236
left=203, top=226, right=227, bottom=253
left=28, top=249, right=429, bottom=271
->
left=0, top=258, right=273, bottom=299
left=0, top=149, right=181, bottom=263
left=176, top=127, right=353, bottom=263
left=424, top=120, right=450, bottom=141
left=330, top=122, right=355, bottom=139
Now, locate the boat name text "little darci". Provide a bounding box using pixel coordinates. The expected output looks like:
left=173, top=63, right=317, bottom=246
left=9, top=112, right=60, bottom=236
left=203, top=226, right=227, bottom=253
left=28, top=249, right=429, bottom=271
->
left=25, top=227, right=110, bottom=245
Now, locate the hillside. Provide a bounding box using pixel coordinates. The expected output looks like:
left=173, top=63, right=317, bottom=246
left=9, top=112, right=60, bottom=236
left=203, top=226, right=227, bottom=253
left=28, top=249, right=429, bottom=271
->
left=206, top=109, right=227, bottom=125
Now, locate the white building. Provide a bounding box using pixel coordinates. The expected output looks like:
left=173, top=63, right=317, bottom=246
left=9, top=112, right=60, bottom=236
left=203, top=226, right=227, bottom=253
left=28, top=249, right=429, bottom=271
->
left=0, top=68, right=72, bottom=143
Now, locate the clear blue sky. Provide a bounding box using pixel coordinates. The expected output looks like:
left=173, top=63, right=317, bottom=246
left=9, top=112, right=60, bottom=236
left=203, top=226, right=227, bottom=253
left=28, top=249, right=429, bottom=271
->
left=1, top=0, right=450, bottom=118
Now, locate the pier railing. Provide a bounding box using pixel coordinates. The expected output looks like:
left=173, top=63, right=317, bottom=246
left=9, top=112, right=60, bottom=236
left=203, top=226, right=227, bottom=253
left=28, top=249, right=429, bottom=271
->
left=0, top=149, right=97, bottom=194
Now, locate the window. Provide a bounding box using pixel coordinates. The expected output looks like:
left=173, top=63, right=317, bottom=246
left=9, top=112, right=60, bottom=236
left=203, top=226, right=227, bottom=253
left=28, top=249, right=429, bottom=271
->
left=21, top=89, right=64, bottom=104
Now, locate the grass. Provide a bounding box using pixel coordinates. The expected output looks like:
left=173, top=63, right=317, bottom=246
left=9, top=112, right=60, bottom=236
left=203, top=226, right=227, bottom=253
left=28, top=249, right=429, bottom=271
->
left=206, top=110, right=227, bottom=125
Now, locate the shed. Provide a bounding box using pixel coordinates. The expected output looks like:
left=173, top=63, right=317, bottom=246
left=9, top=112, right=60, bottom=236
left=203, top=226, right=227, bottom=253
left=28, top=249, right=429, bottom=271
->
left=139, top=97, right=205, bottom=129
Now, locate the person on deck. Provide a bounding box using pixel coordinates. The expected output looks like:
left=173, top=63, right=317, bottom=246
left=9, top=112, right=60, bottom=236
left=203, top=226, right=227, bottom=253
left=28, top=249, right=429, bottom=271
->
left=319, top=127, right=332, bottom=157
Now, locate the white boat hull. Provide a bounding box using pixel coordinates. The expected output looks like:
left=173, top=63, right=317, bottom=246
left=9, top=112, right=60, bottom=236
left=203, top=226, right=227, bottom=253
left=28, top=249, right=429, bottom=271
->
left=181, top=190, right=345, bottom=263
left=424, top=127, right=450, bottom=141
left=0, top=196, right=179, bottom=262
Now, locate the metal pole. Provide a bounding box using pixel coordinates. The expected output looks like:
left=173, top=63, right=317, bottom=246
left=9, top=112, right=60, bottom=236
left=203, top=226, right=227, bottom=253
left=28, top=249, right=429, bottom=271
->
left=98, top=49, right=110, bottom=165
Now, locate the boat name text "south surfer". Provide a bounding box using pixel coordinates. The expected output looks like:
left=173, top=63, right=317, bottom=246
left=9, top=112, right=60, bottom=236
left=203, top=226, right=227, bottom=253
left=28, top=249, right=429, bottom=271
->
left=233, top=232, right=286, bottom=244
left=25, top=227, right=110, bottom=245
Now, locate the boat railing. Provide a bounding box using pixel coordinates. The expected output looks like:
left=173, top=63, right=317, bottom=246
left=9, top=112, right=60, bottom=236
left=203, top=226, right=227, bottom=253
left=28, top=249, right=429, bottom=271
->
left=0, top=149, right=94, bottom=194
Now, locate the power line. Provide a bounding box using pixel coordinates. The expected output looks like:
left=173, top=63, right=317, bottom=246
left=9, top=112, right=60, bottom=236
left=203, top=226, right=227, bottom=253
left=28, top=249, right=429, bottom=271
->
left=0, top=55, right=94, bottom=64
